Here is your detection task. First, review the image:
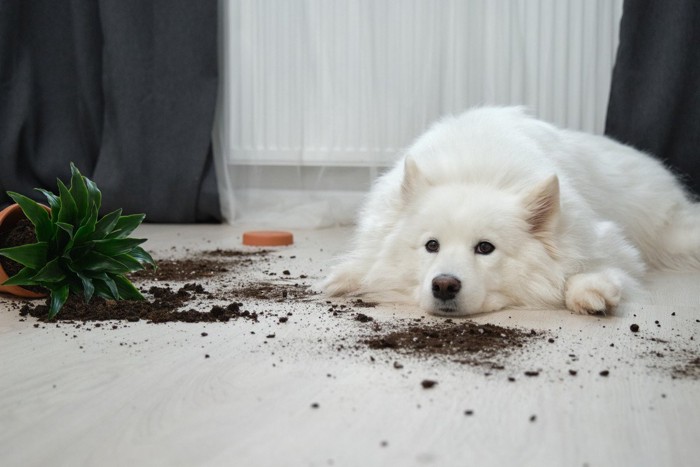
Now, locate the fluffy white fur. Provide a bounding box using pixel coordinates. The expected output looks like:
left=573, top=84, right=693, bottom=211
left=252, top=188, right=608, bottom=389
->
left=321, top=107, right=700, bottom=316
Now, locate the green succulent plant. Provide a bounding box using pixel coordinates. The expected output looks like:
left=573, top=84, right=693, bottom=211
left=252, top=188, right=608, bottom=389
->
left=0, top=163, right=155, bottom=319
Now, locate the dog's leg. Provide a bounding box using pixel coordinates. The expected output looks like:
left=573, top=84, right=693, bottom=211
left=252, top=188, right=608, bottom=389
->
left=319, top=263, right=364, bottom=297
left=563, top=219, right=645, bottom=315
left=564, top=268, right=631, bottom=315
left=652, top=203, right=700, bottom=270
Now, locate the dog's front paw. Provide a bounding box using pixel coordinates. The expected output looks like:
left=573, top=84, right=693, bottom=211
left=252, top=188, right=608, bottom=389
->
left=318, top=263, right=363, bottom=297
left=565, top=272, right=622, bottom=315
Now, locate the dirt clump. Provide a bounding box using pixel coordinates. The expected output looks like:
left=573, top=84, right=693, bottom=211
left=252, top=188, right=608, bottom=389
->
left=355, top=313, right=374, bottom=323
left=362, top=320, right=543, bottom=369
left=421, top=379, right=438, bottom=389
left=231, top=282, right=316, bottom=302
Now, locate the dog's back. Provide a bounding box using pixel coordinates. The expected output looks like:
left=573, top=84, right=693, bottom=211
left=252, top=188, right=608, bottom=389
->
left=550, top=127, right=700, bottom=270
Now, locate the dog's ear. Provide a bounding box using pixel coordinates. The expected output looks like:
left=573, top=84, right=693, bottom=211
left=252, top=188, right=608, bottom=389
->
left=523, top=175, right=560, bottom=253
left=402, top=157, right=431, bottom=201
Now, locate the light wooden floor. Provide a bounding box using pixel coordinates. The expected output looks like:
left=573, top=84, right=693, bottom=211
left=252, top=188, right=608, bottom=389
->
left=1, top=224, right=699, bottom=467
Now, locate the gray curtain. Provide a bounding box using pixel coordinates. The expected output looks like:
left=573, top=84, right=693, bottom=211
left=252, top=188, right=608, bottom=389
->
left=0, top=0, right=221, bottom=222
left=606, top=0, right=700, bottom=197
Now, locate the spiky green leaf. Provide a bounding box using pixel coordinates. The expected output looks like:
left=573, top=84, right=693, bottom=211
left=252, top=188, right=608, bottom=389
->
left=92, top=209, right=122, bottom=240
left=91, top=274, right=119, bottom=300
left=72, top=251, right=130, bottom=274
left=114, top=254, right=145, bottom=272
left=52, top=227, right=72, bottom=258
left=0, top=242, right=48, bottom=269
left=75, top=272, right=95, bottom=303
left=69, top=163, right=89, bottom=222
left=100, top=274, right=119, bottom=300
left=92, top=238, right=147, bottom=257
left=129, top=246, right=157, bottom=269
left=56, top=179, right=78, bottom=226
left=56, top=222, right=74, bottom=237
left=65, top=243, right=92, bottom=263
left=7, top=192, right=53, bottom=242
left=30, top=258, right=66, bottom=283
left=67, top=204, right=98, bottom=250
left=47, top=285, right=70, bottom=320
left=106, top=214, right=146, bottom=239
left=84, top=178, right=102, bottom=215
left=113, top=274, right=145, bottom=300
left=35, top=188, right=60, bottom=215
left=1, top=266, right=39, bottom=286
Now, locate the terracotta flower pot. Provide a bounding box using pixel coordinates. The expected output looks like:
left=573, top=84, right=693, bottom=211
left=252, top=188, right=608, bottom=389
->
left=0, top=203, right=48, bottom=298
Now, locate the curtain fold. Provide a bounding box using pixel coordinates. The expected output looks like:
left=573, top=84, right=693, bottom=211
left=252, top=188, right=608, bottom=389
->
left=606, top=0, right=700, bottom=197
left=0, top=0, right=221, bottom=222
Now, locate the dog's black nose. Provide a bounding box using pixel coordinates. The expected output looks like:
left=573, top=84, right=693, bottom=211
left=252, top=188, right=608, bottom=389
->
left=432, top=274, right=461, bottom=301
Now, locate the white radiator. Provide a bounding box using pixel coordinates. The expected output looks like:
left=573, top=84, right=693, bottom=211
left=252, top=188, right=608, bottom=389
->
left=215, top=0, right=624, bottom=225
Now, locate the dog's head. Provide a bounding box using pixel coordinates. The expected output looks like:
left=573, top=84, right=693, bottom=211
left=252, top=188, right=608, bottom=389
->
left=400, top=158, right=562, bottom=316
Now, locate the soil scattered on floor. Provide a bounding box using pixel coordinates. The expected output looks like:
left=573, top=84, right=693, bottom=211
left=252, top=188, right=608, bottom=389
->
left=19, top=284, right=257, bottom=323
left=672, top=357, right=700, bottom=380
left=231, top=281, right=317, bottom=302
left=364, top=320, right=541, bottom=368
left=131, top=249, right=269, bottom=282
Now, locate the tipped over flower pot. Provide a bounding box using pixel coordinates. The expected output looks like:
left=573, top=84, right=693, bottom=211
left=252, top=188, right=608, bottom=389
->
left=0, top=163, right=156, bottom=319
left=0, top=203, right=49, bottom=298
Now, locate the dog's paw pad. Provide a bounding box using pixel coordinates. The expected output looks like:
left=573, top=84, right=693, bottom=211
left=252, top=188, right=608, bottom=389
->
left=565, top=273, right=622, bottom=315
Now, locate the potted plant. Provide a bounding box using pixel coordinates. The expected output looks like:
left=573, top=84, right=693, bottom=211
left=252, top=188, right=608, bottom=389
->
left=0, top=163, right=155, bottom=319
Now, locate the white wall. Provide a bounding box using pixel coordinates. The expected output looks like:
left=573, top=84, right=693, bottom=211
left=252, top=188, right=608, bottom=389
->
left=214, top=0, right=624, bottom=227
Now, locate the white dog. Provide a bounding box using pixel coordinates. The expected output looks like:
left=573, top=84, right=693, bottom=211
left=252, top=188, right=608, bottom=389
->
left=322, top=107, right=700, bottom=316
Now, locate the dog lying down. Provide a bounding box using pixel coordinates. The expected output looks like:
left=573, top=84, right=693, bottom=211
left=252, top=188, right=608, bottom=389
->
left=322, top=107, right=700, bottom=316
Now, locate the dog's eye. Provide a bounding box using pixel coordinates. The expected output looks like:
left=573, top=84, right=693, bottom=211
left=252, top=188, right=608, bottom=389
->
left=475, top=241, right=495, bottom=255
left=425, top=239, right=440, bottom=253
